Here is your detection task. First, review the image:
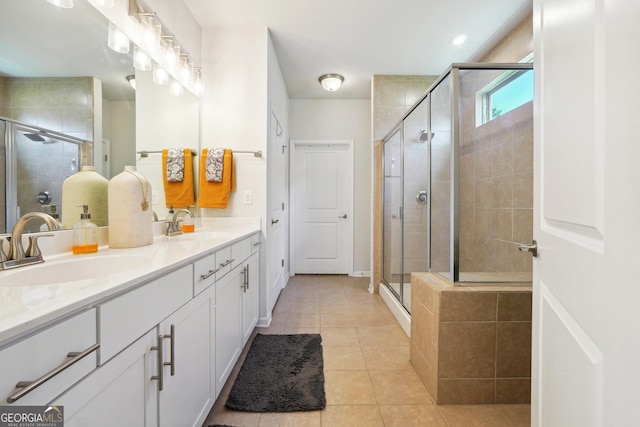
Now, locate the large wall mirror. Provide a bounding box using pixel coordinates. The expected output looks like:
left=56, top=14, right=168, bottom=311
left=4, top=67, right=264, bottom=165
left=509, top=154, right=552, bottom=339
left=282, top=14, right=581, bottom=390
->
left=0, top=0, right=200, bottom=233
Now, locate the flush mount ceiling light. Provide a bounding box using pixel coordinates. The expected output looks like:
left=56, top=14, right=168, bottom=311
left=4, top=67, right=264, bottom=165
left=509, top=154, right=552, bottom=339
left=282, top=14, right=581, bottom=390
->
left=450, top=34, right=468, bottom=46
left=46, top=0, right=73, bottom=7
left=319, top=74, right=344, bottom=91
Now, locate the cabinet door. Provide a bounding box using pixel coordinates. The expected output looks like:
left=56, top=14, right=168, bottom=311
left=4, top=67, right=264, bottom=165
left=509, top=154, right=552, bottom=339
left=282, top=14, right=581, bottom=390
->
left=215, top=265, right=243, bottom=396
left=53, top=328, right=159, bottom=427
left=241, top=252, right=260, bottom=346
left=158, top=289, right=214, bottom=427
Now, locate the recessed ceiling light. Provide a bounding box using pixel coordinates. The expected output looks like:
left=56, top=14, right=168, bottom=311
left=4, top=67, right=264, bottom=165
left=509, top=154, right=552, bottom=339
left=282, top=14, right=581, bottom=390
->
left=450, top=34, right=467, bottom=46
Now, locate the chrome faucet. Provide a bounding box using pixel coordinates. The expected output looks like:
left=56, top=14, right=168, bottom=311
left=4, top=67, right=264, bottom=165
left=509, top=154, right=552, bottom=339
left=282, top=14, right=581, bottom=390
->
left=165, top=208, right=193, bottom=236
left=1, top=212, right=60, bottom=270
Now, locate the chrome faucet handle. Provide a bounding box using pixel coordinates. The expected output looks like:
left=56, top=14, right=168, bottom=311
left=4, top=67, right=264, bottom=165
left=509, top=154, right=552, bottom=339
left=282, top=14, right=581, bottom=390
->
left=25, top=233, right=54, bottom=258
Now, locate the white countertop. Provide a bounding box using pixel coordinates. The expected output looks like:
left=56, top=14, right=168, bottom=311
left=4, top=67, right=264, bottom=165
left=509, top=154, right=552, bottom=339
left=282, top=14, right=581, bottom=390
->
left=0, top=217, right=261, bottom=347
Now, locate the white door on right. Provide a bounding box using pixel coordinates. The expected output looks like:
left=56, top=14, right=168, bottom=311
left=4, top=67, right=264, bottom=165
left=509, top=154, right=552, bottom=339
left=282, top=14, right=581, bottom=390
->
left=533, top=0, right=640, bottom=425
left=292, top=140, right=353, bottom=275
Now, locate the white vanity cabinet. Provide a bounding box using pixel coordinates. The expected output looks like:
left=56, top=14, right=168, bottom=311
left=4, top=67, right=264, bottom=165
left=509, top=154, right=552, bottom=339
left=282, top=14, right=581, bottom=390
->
left=0, top=228, right=260, bottom=427
left=215, top=239, right=260, bottom=396
left=0, top=309, right=97, bottom=407
left=54, top=328, right=159, bottom=427
left=157, top=285, right=214, bottom=427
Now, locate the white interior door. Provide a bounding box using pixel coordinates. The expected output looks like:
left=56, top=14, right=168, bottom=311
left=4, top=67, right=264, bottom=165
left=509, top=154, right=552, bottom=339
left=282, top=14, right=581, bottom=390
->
left=533, top=1, right=640, bottom=425
left=267, top=111, right=286, bottom=308
left=291, top=140, right=353, bottom=275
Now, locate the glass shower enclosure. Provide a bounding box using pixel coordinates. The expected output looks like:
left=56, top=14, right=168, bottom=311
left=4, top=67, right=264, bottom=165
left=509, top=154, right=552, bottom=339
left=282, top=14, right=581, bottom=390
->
left=382, top=63, right=534, bottom=313
left=1, top=117, right=92, bottom=233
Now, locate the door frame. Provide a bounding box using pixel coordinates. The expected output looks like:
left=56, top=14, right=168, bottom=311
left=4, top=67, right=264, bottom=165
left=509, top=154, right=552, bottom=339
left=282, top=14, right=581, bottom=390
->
left=289, top=139, right=354, bottom=277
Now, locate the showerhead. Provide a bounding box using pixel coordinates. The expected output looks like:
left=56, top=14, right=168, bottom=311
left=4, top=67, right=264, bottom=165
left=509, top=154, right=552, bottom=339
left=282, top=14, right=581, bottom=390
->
left=24, top=132, right=46, bottom=142
left=418, top=130, right=434, bottom=141
left=23, top=132, right=55, bottom=143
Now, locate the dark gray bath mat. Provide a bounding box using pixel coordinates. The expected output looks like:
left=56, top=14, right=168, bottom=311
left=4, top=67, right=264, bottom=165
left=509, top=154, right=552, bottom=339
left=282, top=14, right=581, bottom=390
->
left=225, top=333, right=326, bottom=412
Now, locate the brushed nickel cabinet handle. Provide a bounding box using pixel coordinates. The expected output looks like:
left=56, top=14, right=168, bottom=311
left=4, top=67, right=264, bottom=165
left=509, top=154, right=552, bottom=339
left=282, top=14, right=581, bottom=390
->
left=200, top=267, right=220, bottom=280
left=163, top=324, right=175, bottom=376
left=7, top=343, right=99, bottom=403
left=219, top=259, right=234, bottom=268
left=151, top=335, right=164, bottom=391
left=245, top=264, right=250, bottom=290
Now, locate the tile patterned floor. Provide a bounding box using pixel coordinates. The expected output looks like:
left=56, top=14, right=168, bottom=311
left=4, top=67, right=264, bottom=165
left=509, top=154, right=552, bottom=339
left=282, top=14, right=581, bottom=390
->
left=202, top=275, right=531, bottom=427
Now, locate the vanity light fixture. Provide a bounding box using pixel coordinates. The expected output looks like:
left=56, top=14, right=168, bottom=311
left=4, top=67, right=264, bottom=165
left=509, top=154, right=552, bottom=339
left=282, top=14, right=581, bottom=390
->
left=107, top=22, right=130, bottom=54
left=319, top=74, right=344, bottom=91
left=193, top=68, right=204, bottom=96
left=46, top=0, right=73, bottom=8
left=179, top=54, right=194, bottom=86
left=169, top=78, right=184, bottom=96
left=133, top=46, right=152, bottom=71
left=139, top=13, right=161, bottom=53
left=126, top=75, right=136, bottom=90
left=161, top=36, right=180, bottom=72
left=152, top=62, right=169, bottom=86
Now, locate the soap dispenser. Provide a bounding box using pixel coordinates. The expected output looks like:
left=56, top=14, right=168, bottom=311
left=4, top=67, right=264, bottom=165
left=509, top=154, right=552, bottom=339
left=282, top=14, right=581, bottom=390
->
left=181, top=206, right=195, bottom=233
left=73, top=205, right=98, bottom=254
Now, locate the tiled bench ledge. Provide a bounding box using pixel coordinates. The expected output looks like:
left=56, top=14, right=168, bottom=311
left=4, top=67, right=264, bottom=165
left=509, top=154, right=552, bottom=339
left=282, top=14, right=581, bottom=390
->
left=410, top=272, right=532, bottom=404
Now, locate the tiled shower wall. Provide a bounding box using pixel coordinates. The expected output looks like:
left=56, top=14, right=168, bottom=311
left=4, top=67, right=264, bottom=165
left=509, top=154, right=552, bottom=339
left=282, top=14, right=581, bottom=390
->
left=0, top=77, right=95, bottom=229
left=459, top=90, right=533, bottom=274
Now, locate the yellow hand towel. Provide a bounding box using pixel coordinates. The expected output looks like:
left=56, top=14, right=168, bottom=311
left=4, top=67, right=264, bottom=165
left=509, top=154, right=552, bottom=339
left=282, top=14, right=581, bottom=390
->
left=162, top=148, right=195, bottom=208
left=198, top=148, right=235, bottom=209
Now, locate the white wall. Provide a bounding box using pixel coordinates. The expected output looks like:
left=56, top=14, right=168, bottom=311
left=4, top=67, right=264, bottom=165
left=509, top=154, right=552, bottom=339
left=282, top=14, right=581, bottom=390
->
left=199, top=27, right=268, bottom=221
left=289, top=99, right=372, bottom=274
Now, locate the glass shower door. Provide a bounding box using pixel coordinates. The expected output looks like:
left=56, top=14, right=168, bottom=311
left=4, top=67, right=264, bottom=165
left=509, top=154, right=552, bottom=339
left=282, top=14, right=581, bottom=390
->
left=401, top=100, right=430, bottom=312
left=382, top=127, right=403, bottom=298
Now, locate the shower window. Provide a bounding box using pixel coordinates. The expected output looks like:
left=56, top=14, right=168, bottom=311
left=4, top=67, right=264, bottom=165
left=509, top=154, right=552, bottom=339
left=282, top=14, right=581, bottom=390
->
left=478, top=70, right=534, bottom=125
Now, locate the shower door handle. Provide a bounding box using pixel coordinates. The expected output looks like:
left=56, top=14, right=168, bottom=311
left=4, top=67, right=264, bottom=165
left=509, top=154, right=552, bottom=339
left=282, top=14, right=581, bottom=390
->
left=518, top=240, right=538, bottom=257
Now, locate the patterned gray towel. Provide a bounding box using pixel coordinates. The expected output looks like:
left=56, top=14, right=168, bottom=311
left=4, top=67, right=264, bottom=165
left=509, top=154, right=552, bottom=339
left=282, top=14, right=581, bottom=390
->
left=206, top=147, right=225, bottom=182
left=166, top=147, right=184, bottom=182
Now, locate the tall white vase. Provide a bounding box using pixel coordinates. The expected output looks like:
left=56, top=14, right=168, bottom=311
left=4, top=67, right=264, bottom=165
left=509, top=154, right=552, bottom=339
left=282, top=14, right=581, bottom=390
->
left=108, top=166, right=153, bottom=248
left=61, top=166, right=109, bottom=228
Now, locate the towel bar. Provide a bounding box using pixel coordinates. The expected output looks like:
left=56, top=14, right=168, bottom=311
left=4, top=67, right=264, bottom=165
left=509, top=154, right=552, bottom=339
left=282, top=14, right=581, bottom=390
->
left=137, top=150, right=262, bottom=158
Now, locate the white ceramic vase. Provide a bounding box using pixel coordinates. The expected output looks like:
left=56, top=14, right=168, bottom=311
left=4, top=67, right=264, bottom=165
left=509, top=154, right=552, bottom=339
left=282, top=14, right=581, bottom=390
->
left=108, top=166, right=153, bottom=248
left=61, top=165, right=109, bottom=228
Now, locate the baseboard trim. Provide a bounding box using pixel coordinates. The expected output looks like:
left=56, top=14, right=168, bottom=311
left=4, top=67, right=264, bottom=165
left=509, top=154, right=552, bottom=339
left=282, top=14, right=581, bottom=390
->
left=379, top=283, right=411, bottom=337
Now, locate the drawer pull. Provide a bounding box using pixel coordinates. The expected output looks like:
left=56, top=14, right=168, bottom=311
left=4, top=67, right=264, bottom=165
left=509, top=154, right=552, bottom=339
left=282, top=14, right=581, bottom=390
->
left=200, top=267, right=220, bottom=280
left=219, top=259, right=234, bottom=268
left=164, top=324, right=176, bottom=376
left=151, top=335, right=164, bottom=391
left=7, top=343, right=99, bottom=403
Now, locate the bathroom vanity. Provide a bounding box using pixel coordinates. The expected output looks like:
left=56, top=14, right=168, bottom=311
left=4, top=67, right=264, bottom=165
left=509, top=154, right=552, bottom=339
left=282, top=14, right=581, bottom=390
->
left=0, top=219, right=261, bottom=427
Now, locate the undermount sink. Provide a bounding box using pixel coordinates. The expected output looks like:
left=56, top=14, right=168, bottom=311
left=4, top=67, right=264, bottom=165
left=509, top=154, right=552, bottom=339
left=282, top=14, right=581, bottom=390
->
left=0, top=254, right=153, bottom=287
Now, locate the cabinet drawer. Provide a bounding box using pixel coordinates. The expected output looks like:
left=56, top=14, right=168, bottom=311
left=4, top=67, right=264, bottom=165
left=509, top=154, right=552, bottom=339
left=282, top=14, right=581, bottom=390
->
left=215, top=245, right=233, bottom=280
left=99, top=266, right=192, bottom=364
left=193, top=252, right=217, bottom=296
left=232, top=237, right=252, bottom=266
left=0, top=309, right=97, bottom=406
left=251, top=233, right=261, bottom=254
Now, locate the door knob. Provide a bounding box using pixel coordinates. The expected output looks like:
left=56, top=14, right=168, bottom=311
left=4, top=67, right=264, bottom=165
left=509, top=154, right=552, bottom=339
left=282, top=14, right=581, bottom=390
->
left=518, top=240, right=538, bottom=257
left=338, top=214, right=347, bottom=219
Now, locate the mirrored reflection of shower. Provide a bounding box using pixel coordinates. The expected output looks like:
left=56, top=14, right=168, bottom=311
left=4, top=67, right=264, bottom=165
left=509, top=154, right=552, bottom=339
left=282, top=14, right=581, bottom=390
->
left=1, top=118, right=92, bottom=233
